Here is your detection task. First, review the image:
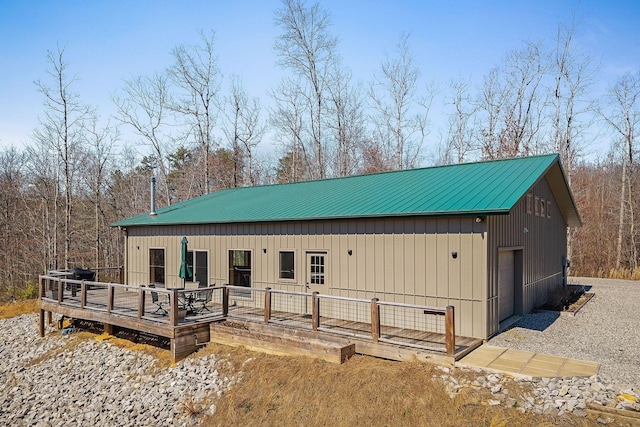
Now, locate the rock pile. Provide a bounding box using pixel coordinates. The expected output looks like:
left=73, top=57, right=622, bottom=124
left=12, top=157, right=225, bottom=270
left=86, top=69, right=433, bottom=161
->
left=0, top=314, right=239, bottom=426
left=434, top=365, right=639, bottom=421
left=2, top=312, right=638, bottom=426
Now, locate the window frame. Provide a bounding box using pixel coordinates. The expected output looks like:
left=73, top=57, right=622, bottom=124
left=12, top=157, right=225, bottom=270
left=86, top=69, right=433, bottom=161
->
left=278, top=250, right=296, bottom=281
left=149, top=247, right=166, bottom=285
left=526, top=192, right=532, bottom=214
left=228, top=249, right=252, bottom=298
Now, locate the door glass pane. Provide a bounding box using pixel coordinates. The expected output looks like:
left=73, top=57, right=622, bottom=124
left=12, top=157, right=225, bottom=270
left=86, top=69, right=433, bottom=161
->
left=309, top=254, right=325, bottom=285
left=186, top=251, right=194, bottom=282
left=195, top=251, right=208, bottom=286
left=229, top=250, right=251, bottom=287
left=149, top=249, right=165, bottom=284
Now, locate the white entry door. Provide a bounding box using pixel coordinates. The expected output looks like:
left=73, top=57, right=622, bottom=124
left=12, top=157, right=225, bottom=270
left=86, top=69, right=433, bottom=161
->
left=498, top=250, right=514, bottom=321
left=306, top=252, right=327, bottom=294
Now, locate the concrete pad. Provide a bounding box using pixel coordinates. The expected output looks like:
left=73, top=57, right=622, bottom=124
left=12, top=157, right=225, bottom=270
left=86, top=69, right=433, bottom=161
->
left=519, top=366, right=559, bottom=377
left=457, top=344, right=600, bottom=378
left=499, top=349, right=535, bottom=364
left=489, top=358, right=527, bottom=371
left=526, top=358, right=563, bottom=370
left=530, top=353, right=564, bottom=363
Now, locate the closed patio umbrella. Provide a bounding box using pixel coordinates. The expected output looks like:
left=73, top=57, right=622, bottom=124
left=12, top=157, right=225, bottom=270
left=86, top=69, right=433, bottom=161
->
left=178, top=236, right=192, bottom=287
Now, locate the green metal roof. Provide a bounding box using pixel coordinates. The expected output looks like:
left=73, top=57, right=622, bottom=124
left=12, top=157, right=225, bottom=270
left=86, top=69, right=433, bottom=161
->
left=112, top=153, right=581, bottom=228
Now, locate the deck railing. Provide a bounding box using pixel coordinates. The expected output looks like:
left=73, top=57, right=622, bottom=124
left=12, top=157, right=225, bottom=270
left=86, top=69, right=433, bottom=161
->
left=223, top=286, right=456, bottom=355
left=39, top=275, right=224, bottom=327
left=39, top=275, right=456, bottom=355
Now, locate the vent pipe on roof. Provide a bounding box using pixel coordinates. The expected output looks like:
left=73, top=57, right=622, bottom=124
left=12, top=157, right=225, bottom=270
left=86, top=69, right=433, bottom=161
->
left=150, top=176, right=157, bottom=217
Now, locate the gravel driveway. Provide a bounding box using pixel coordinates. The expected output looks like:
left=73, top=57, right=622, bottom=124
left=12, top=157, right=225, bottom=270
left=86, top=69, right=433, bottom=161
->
left=488, top=277, right=640, bottom=391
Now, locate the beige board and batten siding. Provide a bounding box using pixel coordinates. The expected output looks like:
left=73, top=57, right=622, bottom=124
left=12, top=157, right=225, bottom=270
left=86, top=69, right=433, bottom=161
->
left=486, top=175, right=568, bottom=337
left=124, top=215, right=488, bottom=338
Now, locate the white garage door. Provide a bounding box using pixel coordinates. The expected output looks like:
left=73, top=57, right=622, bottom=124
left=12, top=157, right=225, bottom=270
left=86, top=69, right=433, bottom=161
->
left=498, top=250, right=514, bottom=321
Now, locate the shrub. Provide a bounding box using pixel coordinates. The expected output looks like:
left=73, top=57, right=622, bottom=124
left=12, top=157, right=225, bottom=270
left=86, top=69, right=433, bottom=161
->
left=20, top=281, right=39, bottom=300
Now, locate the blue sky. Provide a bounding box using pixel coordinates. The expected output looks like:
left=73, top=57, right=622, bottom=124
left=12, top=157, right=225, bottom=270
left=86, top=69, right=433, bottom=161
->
left=1, top=0, right=638, bottom=159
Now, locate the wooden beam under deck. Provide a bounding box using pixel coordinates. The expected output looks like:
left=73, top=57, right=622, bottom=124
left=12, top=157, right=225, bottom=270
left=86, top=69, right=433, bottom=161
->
left=39, top=299, right=222, bottom=339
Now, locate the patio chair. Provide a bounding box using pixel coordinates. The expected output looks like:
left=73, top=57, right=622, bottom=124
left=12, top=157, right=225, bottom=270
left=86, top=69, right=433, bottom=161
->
left=194, top=287, right=213, bottom=313
left=148, top=284, right=168, bottom=316
left=185, top=281, right=200, bottom=290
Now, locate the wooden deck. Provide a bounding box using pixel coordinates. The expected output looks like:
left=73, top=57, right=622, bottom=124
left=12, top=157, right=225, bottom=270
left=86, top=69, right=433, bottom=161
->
left=39, top=276, right=482, bottom=363
left=227, top=306, right=481, bottom=363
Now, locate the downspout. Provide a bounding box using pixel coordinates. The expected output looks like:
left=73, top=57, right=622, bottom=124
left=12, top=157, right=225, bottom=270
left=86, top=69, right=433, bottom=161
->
left=122, top=227, right=128, bottom=285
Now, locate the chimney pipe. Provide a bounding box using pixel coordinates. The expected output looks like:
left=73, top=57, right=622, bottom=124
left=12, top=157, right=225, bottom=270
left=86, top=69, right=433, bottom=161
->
left=150, top=176, right=157, bottom=217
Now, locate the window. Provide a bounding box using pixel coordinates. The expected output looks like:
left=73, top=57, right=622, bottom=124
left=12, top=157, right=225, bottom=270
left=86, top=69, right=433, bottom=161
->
left=309, top=254, right=325, bottom=285
left=279, top=251, right=295, bottom=280
left=229, top=250, right=251, bottom=287
left=534, top=196, right=540, bottom=216
left=547, top=200, right=552, bottom=219
left=540, top=199, right=545, bottom=218
left=526, top=192, right=532, bottom=214
left=186, top=250, right=209, bottom=285
left=149, top=248, right=165, bottom=284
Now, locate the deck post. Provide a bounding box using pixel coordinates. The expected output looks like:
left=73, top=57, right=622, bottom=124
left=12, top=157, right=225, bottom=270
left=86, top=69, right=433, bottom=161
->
left=445, top=305, right=455, bottom=356
left=138, top=285, right=145, bottom=319
left=119, top=265, right=124, bottom=284
left=104, top=323, right=113, bottom=335
left=170, top=290, right=179, bottom=326
left=371, top=298, right=380, bottom=343
left=107, top=284, right=114, bottom=314
left=39, top=310, right=45, bottom=337
left=38, top=276, right=45, bottom=337
left=80, top=281, right=86, bottom=309
left=57, top=277, right=62, bottom=303
left=222, top=286, right=229, bottom=317
left=264, top=287, right=272, bottom=324
left=47, top=311, right=52, bottom=326
left=312, top=292, right=320, bottom=331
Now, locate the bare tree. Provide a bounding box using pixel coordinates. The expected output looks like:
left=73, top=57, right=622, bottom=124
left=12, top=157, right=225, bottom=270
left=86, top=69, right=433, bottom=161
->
left=326, top=64, right=366, bottom=176
left=270, top=77, right=311, bottom=182
left=33, top=46, right=91, bottom=270
left=82, top=115, right=117, bottom=271
left=502, top=41, right=547, bottom=156
left=222, top=75, right=265, bottom=187
left=476, top=42, right=546, bottom=159
left=168, top=30, right=222, bottom=195
left=113, top=73, right=173, bottom=205
left=549, top=19, right=597, bottom=262
left=274, top=0, right=338, bottom=179
left=601, top=71, right=640, bottom=271
left=442, top=78, right=477, bottom=164
left=550, top=19, right=596, bottom=184
left=0, top=147, right=28, bottom=295
left=476, top=68, right=507, bottom=159
left=369, top=33, right=433, bottom=170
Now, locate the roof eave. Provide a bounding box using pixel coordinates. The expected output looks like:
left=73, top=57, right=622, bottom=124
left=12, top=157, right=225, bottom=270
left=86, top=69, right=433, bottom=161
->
left=110, top=208, right=512, bottom=228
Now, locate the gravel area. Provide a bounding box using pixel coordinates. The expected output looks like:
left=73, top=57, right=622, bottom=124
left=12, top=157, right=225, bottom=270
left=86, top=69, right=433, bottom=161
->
left=0, top=314, right=240, bottom=426
left=1, top=289, right=639, bottom=423
left=489, top=277, right=640, bottom=390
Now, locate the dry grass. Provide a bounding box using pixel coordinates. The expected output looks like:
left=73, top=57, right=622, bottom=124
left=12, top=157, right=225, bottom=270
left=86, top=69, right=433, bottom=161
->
left=571, top=268, right=640, bottom=280
left=202, top=350, right=599, bottom=427
left=1, top=301, right=600, bottom=426
left=0, top=298, right=38, bottom=319
left=607, top=268, right=640, bottom=281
